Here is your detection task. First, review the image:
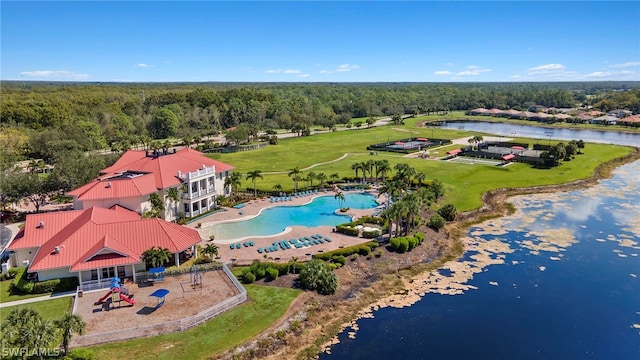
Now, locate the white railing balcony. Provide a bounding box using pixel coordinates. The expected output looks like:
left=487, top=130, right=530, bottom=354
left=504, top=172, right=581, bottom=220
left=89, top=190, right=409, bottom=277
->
left=179, top=166, right=216, bottom=181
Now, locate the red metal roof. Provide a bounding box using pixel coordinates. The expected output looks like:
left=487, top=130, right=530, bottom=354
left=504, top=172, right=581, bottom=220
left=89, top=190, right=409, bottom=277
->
left=68, top=173, right=158, bottom=200
left=447, top=149, right=462, bottom=155
left=9, top=207, right=201, bottom=273
left=502, top=154, right=516, bottom=160
left=100, top=148, right=234, bottom=190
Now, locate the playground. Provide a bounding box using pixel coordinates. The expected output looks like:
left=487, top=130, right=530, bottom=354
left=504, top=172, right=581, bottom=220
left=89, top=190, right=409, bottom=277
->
left=72, top=268, right=241, bottom=344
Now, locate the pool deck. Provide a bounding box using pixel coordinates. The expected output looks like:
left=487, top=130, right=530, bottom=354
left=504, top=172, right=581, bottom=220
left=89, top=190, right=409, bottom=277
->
left=186, top=187, right=385, bottom=265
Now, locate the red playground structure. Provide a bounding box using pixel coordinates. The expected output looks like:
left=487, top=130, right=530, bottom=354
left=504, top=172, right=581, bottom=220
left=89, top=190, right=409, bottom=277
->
left=95, top=277, right=135, bottom=309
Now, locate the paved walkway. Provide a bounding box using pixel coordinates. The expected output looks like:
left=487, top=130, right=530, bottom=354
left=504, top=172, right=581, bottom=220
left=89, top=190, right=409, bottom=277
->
left=0, top=290, right=77, bottom=308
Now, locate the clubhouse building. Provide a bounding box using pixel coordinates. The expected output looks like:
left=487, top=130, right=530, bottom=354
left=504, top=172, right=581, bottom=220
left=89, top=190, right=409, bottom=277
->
left=8, top=148, right=235, bottom=284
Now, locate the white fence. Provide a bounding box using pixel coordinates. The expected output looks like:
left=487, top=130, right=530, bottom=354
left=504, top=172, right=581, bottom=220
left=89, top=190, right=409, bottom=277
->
left=70, top=263, right=246, bottom=348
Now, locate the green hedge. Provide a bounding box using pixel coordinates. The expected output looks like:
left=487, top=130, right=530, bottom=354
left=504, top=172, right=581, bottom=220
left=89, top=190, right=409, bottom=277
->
left=331, top=255, right=346, bottom=266
left=240, top=260, right=293, bottom=284
left=313, top=242, right=378, bottom=261
left=362, top=229, right=381, bottom=238
left=9, top=268, right=79, bottom=295
left=335, top=225, right=359, bottom=236
left=389, top=233, right=424, bottom=253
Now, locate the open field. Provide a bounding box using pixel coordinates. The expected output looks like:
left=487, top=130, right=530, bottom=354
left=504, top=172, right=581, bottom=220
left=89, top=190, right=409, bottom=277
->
left=0, top=296, right=72, bottom=323
left=210, top=122, right=635, bottom=211
left=90, top=284, right=301, bottom=360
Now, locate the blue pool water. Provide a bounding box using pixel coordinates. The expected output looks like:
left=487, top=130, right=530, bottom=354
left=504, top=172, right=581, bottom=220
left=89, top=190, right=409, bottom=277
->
left=322, top=160, right=640, bottom=359
left=205, top=192, right=378, bottom=240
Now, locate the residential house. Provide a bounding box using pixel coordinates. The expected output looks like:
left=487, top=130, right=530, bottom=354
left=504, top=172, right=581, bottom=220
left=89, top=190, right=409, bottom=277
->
left=608, top=109, right=632, bottom=118
left=69, top=148, right=235, bottom=221
left=8, top=206, right=202, bottom=283
left=591, top=115, right=619, bottom=125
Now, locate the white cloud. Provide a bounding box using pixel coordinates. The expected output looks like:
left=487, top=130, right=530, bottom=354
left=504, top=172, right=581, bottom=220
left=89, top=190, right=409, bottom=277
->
left=434, top=70, right=452, bottom=76
left=297, top=74, right=310, bottom=78
left=445, top=62, right=454, bottom=66
left=528, top=63, right=566, bottom=75
left=265, top=69, right=279, bottom=74
left=135, top=63, right=152, bottom=68
left=609, top=61, right=640, bottom=68
left=283, top=69, right=301, bottom=74
left=455, top=65, right=492, bottom=76
left=265, top=68, right=302, bottom=75
left=19, top=70, right=89, bottom=80
left=510, top=75, right=522, bottom=78
left=584, top=70, right=639, bottom=80
left=336, top=64, right=360, bottom=72
left=321, top=64, right=361, bottom=74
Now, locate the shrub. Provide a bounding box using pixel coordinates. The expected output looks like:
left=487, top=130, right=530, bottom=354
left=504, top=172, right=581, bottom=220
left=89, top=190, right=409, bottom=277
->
left=241, top=270, right=255, bottom=284
left=390, top=237, right=410, bottom=253
left=331, top=255, right=346, bottom=266
left=266, top=267, right=279, bottom=281
left=299, top=259, right=338, bottom=295
left=428, top=214, right=446, bottom=231
left=362, top=229, right=381, bottom=238
left=254, top=267, right=266, bottom=279
left=357, top=245, right=371, bottom=256
left=193, top=256, right=213, bottom=265
left=65, top=348, right=95, bottom=360
left=438, top=204, right=457, bottom=221
left=407, top=237, right=418, bottom=251
left=335, top=225, right=359, bottom=236
left=9, top=267, right=32, bottom=295
left=414, top=232, right=425, bottom=244
left=375, top=249, right=383, bottom=258
left=7, top=267, right=20, bottom=279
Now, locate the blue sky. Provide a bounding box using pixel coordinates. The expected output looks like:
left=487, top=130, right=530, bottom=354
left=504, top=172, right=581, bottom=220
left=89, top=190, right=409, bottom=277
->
left=2, top=1, right=639, bottom=82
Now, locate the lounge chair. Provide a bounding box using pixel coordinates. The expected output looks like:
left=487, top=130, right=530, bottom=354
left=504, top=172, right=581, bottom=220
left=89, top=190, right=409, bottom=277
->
left=236, top=243, right=242, bottom=249
left=258, top=248, right=263, bottom=253
left=230, top=244, right=234, bottom=250
left=324, top=237, right=332, bottom=242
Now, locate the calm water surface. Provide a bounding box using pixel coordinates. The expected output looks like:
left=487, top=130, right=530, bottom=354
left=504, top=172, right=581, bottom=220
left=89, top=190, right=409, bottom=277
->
left=437, top=121, right=640, bottom=146
left=205, top=193, right=378, bottom=240
left=322, top=158, right=640, bottom=358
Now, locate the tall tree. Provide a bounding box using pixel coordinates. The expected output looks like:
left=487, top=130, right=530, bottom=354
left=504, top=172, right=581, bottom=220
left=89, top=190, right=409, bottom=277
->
left=246, top=170, right=263, bottom=198
left=53, top=313, right=86, bottom=356
left=288, top=167, right=303, bottom=193
left=141, top=246, right=171, bottom=268
left=224, top=172, right=243, bottom=199
left=334, top=191, right=345, bottom=209
left=166, top=187, right=180, bottom=220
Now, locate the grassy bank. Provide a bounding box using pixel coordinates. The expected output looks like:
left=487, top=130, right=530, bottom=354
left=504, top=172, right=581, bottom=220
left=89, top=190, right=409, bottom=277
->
left=90, top=285, right=300, bottom=360
left=0, top=279, right=55, bottom=303
left=0, top=296, right=73, bottom=322
left=210, top=124, right=635, bottom=211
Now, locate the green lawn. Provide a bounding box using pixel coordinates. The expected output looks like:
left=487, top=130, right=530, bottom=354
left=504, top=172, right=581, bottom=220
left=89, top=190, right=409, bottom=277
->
left=90, top=284, right=301, bottom=360
left=0, top=279, right=53, bottom=303
left=209, top=122, right=634, bottom=211
left=0, top=296, right=73, bottom=323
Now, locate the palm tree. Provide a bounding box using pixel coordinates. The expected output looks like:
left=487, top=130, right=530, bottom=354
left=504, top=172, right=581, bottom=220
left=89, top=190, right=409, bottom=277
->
left=54, top=313, right=86, bottom=355
left=334, top=191, right=345, bottom=209
left=246, top=170, right=263, bottom=198
left=351, top=162, right=363, bottom=180
left=365, top=160, right=376, bottom=182
left=142, top=246, right=171, bottom=268
left=166, top=187, right=180, bottom=221
left=146, top=192, right=165, bottom=218
left=288, top=167, right=303, bottom=193
left=330, top=173, right=340, bottom=184
left=224, top=172, right=243, bottom=199
left=415, top=172, right=426, bottom=186
left=316, top=172, right=327, bottom=188
left=289, top=256, right=299, bottom=274
left=307, top=171, right=317, bottom=187
left=272, top=183, right=283, bottom=195
left=402, top=193, right=423, bottom=235
left=2, top=308, right=57, bottom=360
left=377, top=160, right=391, bottom=183
left=202, top=244, right=219, bottom=259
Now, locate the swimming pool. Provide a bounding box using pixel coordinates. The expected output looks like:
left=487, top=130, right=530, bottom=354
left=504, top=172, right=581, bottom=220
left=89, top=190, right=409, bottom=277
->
left=204, top=192, right=379, bottom=240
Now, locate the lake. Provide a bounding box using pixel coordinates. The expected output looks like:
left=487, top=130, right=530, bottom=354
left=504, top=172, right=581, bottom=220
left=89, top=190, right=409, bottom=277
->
left=321, top=125, right=640, bottom=359
left=436, top=120, right=640, bottom=147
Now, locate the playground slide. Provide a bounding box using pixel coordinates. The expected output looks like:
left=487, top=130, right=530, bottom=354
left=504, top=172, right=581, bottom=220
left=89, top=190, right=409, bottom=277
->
left=97, top=290, right=113, bottom=303
left=119, top=293, right=135, bottom=305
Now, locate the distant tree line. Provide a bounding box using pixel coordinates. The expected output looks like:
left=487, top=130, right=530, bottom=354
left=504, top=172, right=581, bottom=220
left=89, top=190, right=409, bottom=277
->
left=1, top=81, right=638, bottom=164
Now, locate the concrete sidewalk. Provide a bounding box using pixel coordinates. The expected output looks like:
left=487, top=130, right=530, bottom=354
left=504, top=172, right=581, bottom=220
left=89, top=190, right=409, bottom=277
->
left=0, top=290, right=77, bottom=308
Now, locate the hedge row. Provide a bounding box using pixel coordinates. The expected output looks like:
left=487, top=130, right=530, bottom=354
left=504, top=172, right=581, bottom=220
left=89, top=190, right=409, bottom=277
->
left=239, top=260, right=302, bottom=284
left=389, top=232, right=425, bottom=253
left=313, top=241, right=378, bottom=261
left=10, top=268, right=79, bottom=295
left=336, top=225, right=359, bottom=236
